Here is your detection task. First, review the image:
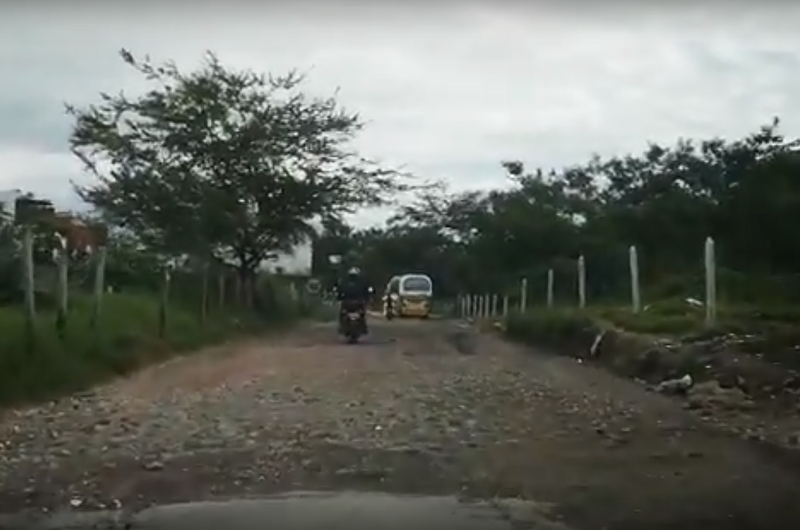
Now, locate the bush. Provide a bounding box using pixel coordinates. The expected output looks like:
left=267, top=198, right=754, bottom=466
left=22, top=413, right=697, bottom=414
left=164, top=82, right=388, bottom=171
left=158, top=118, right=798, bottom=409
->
left=505, top=308, right=598, bottom=348
left=592, top=304, right=702, bottom=335
left=0, top=290, right=296, bottom=407
left=504, top=298, right=800, bottom=345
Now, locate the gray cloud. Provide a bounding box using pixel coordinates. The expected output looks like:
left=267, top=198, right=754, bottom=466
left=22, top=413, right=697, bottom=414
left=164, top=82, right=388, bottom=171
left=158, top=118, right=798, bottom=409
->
left=2, top=3, right=800, bottom=225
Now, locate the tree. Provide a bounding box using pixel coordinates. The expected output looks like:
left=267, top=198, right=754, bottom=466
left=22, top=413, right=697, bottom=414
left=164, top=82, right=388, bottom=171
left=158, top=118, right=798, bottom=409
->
left=0, top=204, right=20, bottom=302
left=321, top=119, right=800, bottom=305
left=67, top=49, right=414, bottom=285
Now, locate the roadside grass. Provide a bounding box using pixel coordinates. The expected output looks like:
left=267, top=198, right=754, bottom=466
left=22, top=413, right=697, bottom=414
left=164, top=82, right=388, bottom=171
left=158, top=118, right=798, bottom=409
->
left=504, top=298, right=800, bottom=339
left=0, top=284, right=311, bottom=407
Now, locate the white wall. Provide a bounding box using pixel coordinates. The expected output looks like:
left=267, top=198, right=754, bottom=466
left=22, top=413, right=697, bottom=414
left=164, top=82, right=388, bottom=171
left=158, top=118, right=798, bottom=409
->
left=259, top=239, right=313, bottom=276
left=256, top=218, right=320, bottom=277
left=0, top=188, right=23, bottom=218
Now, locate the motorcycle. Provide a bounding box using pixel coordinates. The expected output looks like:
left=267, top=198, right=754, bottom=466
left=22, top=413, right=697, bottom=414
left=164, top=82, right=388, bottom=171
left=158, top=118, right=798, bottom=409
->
left=339, top=301, right=367, bottom=343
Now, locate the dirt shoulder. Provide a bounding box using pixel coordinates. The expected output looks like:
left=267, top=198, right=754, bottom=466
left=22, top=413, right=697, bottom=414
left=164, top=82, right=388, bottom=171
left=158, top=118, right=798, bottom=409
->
left=2, top=320, right=799, bottom=530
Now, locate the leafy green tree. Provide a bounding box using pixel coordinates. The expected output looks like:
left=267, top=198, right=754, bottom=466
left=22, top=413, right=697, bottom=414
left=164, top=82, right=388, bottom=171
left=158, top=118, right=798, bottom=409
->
left=67, top=49, right=413, bottom=285
left=0, top=204, right=20, bottom=303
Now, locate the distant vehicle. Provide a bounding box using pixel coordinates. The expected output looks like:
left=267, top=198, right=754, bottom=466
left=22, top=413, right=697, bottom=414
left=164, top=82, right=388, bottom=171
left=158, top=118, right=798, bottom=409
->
left=383, top=273, right=433, bottom=319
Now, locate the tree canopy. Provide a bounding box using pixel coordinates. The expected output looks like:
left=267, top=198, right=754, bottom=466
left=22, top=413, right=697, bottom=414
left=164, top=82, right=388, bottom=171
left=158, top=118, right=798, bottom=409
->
left=315, top=119, right=800, bottom=304
left=67, top=50, right=414, bottom=278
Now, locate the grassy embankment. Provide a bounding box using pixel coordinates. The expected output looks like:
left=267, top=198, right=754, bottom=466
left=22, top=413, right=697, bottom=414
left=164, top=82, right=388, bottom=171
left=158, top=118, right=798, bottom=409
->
left=0, top=278, right=322, bottom=407
left=501, top=299, right=800, bottom=382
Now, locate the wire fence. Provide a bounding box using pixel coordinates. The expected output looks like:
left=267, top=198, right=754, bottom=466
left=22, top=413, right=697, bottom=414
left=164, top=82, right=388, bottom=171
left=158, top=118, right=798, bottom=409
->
left=455, top=236, right=800, bottom=327
left=0, top=225, right=318, bottom=356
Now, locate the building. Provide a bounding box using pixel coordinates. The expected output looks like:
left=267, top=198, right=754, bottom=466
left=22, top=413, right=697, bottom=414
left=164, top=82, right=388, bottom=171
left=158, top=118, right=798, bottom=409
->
left=256, top=218, right=320, bottom=277
left=259, top=240, right=312, bottom=276
left=2, top=186, right=317, bottom=276
left=0, top=188, right=24, bottom=218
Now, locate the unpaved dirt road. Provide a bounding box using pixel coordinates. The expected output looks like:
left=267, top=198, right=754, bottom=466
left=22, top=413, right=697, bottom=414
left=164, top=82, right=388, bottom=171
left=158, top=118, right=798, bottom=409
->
left=2, top=318, right=800, bottom=530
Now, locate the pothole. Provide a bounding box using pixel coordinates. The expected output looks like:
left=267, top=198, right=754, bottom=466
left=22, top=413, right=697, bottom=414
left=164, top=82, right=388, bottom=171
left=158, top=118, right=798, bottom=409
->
left=445, top=329, right=478, bottom=356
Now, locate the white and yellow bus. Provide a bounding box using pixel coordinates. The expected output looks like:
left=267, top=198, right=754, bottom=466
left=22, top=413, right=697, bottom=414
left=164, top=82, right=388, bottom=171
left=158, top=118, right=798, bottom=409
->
left=383, top=273, right=433, bottom=319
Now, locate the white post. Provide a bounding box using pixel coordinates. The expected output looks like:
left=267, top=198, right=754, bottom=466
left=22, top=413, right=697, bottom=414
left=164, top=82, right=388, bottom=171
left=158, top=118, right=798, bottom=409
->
left=520, top=278, right=528, bottom=312
left=546, top=268, right=554, bottom=308
left=577, top=255, right=586, bottom=308
left=490, top=294, right=498, bottom=316
left=629, top=245, right=641, bottom=313
left=475, top=294, right=482, bottom=318
left=483, top=294, right=491, bottom=318
left=56, top=235, right=69, bottom=315
left=704, top=237, right=716, bottom=327
left=502, top=295, right=509, bottom=316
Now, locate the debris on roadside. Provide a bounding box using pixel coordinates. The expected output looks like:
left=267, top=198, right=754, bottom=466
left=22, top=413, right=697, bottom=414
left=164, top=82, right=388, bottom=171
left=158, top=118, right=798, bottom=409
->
left=589, top=330, right=606, bottom=358
left=656, top=374, right=693, bottom=395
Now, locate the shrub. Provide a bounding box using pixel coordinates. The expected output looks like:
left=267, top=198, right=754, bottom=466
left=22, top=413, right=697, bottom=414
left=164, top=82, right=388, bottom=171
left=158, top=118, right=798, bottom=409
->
left=593, top=305, right=701, bottom=335
left=505, top=308, right=597, bottom=348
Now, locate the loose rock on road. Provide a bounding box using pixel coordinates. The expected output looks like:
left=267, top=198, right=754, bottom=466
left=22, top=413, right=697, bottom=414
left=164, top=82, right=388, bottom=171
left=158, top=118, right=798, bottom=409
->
left=2, top=319, right=800, bottom=530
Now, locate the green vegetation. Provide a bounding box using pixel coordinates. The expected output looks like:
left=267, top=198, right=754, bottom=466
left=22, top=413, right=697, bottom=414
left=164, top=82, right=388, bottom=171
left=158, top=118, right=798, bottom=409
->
left=0, top=293, right=250, bottom=404
left=0, top=273, right=321, bottom=406
left=505, top=300, right=800, bottom=343
left=504, top=308, right=597, bottom=349
left=314, top=119, right=800, bottom=314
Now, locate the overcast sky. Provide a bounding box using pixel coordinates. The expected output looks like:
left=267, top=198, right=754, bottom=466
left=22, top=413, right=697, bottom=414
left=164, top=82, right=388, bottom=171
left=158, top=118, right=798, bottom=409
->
left=1, top=3, right=800, bottom=226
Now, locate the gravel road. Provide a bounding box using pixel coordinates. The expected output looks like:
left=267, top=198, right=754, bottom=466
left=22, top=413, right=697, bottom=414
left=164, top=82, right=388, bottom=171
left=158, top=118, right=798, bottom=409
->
left=2, top=319, right=799, bottom=530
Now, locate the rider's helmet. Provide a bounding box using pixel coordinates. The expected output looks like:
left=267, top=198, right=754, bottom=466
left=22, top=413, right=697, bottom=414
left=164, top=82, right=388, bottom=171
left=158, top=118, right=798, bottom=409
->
left=347, top=266, right=361, bottom=277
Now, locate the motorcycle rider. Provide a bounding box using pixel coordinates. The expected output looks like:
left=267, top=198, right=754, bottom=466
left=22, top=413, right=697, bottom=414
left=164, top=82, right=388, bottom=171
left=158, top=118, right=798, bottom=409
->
left=335, top=266, right=372, bottom=334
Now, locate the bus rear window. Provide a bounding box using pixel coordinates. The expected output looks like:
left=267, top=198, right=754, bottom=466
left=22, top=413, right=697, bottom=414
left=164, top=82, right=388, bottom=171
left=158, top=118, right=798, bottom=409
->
left=402, top=277, right=431, bottom=292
